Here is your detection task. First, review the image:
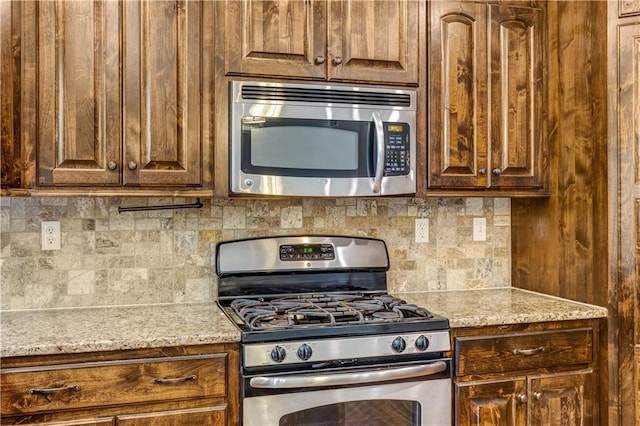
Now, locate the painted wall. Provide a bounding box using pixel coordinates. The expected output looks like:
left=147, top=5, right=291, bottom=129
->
left=0, top=196, right=511, bottom=310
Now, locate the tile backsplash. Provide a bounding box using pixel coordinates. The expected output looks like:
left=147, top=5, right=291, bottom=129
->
left=0, top=197, right=510, bottom=310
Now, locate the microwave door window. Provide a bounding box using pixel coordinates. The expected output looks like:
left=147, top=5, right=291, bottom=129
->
left=241, top=119, right=372, bottom=178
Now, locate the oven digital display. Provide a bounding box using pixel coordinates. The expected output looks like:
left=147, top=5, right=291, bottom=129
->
left=279, top=244, right=335, bottom=261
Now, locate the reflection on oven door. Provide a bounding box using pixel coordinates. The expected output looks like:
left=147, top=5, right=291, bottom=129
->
left=243, top=378, right=451, bottom=426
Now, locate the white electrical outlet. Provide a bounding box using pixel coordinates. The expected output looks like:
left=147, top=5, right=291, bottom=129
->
left=415, top=218, right=429, bottom=243
left=473, top=217, right=486, bottom=242
left=41, top=221, right=61, bottom=250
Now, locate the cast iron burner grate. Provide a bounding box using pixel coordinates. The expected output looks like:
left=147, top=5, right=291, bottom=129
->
left=230, top=293, right=434, bottom=330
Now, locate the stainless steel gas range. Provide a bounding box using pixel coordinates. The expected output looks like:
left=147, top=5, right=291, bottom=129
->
left=216, top=235, right=452, bottom=426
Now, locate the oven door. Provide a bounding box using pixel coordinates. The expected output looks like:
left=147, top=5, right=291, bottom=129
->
left=243, top=360, right=451, bottom=426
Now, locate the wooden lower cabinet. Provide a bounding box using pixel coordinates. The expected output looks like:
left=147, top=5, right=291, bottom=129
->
left=456, top=370, right=594, bottom=425
left=453, top=320, right=601, bottom=426
left=0, top=344, right=239, bottom=426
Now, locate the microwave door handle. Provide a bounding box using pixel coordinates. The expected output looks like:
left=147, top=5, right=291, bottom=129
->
left=248, top=362, right=447, bottom=389
left=371, top=112, right=385, bottom=194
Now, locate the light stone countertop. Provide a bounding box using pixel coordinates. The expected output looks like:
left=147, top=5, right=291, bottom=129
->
left=1, top=288, right=608, bottom=358
left=0, top=302, right=241, bottom=358
left=395, top=287, right=608, bottom=328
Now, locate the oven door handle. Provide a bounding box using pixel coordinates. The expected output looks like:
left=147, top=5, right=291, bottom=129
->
left=249, top=361, right=447, bottom=389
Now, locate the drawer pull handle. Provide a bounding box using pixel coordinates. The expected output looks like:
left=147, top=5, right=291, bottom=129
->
left=29, top=385, right=80, bottom=395
left=152, top=375, right=197, bottom=385
left=512, top=346, right=545, bottom=356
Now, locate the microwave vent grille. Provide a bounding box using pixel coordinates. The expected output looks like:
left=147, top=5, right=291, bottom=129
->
left=241, top=85, right=411, bottom=107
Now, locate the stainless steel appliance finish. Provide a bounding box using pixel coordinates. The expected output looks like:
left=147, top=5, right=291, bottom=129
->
left=229, top=81, right=417, bottom=197
left=215, top=236, right=452, bottom=426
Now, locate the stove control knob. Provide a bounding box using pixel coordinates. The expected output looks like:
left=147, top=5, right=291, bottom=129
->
left=270, top=346, right=286, bottom=363
left=392, top=337, right=407, bottom=353
left=415, top=335, right=430, bottom=351
left=297, top=344, right=313, bottom=361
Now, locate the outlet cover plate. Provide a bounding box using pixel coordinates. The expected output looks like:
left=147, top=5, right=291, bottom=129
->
left=415, top=218, right=429, bottom=243
left=41, top=221, right=61, bottom=250
left=473, top=217, right=486, bottom=242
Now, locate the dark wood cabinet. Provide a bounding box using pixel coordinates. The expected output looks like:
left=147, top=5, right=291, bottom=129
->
left=224, top=0, right=421, bottom=85
left=16, top=0, right=215, bottom=194
left=427, top=1, right=546, bottom=192
left=0, top=0, right=23, bottom=190
left=1, top=344, right=239, bottom=425
left=613, top=15, right=640, bottom=426
left=453, top=321, right=600, bottom=426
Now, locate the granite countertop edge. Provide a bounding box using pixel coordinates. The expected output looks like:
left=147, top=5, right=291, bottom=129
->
left=1, top=288, right=608, bottom=358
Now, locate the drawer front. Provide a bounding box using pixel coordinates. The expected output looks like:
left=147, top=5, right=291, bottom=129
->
left=455, top=328, right=593, bottom=376
left=1, top=354, right=227, bottom=416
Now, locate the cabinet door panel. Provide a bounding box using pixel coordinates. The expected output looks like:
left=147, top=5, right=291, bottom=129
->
left=529, top=370, right=594, bottom=426
left=116, top=406, right=226, bottom=426
left=428, top=1, right=487, bottom=188
left=455, top=378, right=527, bottom=426
left=328, top=0, right=419, bottom=84
left=224, top=0, right=326, bottom=80
left=123, top=0, right=202, bottom=187
left=488, top=4, right=544, bottom=188
left=1, top=0, right=23, bottom=188
left=37, top=0, right=121, bottom=186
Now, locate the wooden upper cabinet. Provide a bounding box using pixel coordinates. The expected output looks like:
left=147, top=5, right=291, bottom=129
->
left=37, top=0, right=122, bottom=186
left=225, top=0, right=420, bottom=85
left=620, top=0, right=640, bottom=16
left=224, top=0, right=326, bottom=79
left=487, top=4, right=545, bottom=189
left=1, top=1, right=23, bottom=189
left=36, top=0, right=211, bottom=190
left=428, top=1, right=546, bottom=191
left=123, top=1, right=203, bottom=187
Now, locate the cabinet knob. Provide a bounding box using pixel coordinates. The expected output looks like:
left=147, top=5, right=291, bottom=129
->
left=492, top=168, right=502, bottom=176
left=333, top=56, right=343, bottom=65
left=107, top=161, right=118, bottom=170
left=128, top=161, right=138, bottom=170
left=516, top=394, right=528, bottom=403
left=533, top=391, right=543, bottom=401
left=314, top=56, right=326, bottom=65
left=479, top=168, right=487, bottom=176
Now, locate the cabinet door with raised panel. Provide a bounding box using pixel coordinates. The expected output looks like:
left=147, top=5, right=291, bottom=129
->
left=36, top=0, right=122, bottom=187
left=455, top=378, right=527, bottom=426
left=528, top=370, right=595, bottom=426
left=224, top=0, right=327, bottom=80
left=428, top=1, right=488, bottom=188
left=123, top=0, right=206, bottom=187
left=487, top=4, right=545, bottom=189
left=327, top=0, right=420, bottom=84
left=117, top=406, right=226, bottom=426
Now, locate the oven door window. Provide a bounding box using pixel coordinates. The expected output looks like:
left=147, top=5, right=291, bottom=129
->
left=279, top=399, right=419, bottom=426
left=241, top=118, right=374, bottom=177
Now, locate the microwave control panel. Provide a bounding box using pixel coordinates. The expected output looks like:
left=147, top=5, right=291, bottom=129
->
left=384, top=123, right=410, bottom=176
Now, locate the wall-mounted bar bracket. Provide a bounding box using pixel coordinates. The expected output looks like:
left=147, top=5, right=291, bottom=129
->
left=118, top=198, right=204, bottom=213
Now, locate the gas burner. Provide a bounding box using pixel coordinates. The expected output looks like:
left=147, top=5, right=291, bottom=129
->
left=229, top=293, right=434, bottom=331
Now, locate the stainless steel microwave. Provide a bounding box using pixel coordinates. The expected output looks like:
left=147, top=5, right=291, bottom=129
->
left=230, top=81, right=417, bottom=197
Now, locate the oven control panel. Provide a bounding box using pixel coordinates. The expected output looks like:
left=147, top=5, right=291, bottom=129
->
left=244, top=331, right=451, bottom=367
left=279, top=244, right=335, bottom=261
